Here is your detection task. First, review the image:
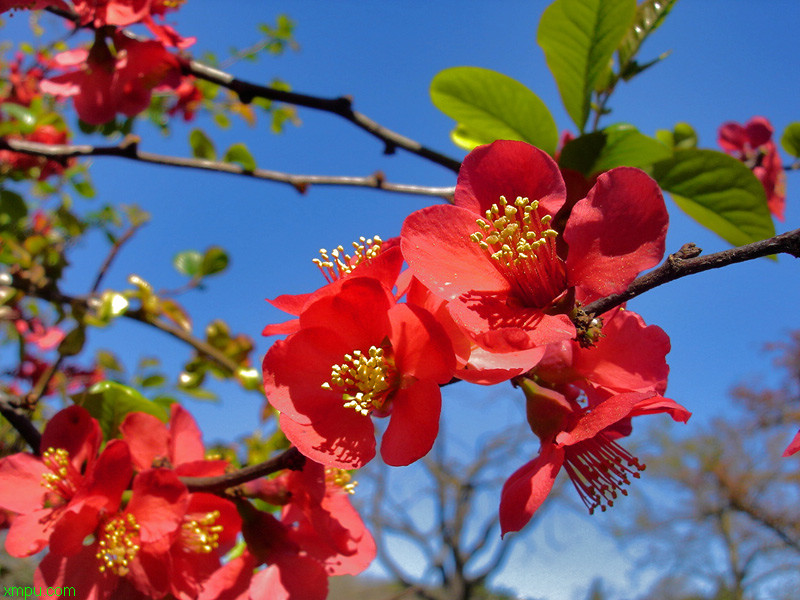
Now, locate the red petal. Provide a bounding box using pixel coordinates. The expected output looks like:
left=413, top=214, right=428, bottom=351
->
left=41, top=405, right=102, bottom=471
left=0, top=453, right=48, bottom=513
left=127, top=469, right=187, bottom=543
left=388, top=303, right=455, bottom=383
left=120, top=412, right=169, bottom=470
left=402, top=204, right=511, bottom=300
left=499, top=444, right=564, bottom=536
left=168, top=403, right=206, bottom=465
left=565, top=168, right=667, bottom=301
left=197, top=552, right=255, bottom=600
left=279, top=413, right=376, bottom=469
left=380, top=383, right=441, bottom=466
left=573, top=310, right=670, bottom=394
left=250, top=555, right=329, bottom=600
left=784, top=430, right=800, bottom=457
left=557, top=391, right=656, bottom=446
left=455, top=140, right=566, bottom=217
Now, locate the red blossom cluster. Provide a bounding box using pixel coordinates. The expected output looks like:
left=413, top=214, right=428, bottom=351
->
left=262, top=140, right=693, bottom=533
left=0, top=404, right=375, bottom=599
left=1, top=0, right=200, bottom=125
left=718, top=116, right=787, bottom=221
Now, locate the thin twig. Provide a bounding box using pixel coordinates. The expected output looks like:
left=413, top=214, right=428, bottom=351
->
left=180, top=446, right=305, bottom=493
left=91, top=223, right=144, bottom=294
left=0, top=391, right=42, bottom=453
left=0, top=137, right=455, bottom=200
left=584, top=229, right=800, bottom=317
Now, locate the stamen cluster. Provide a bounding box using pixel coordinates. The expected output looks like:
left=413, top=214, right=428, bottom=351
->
left=313, top=236, right=384, bottom=283
left=322, top=346, right=395, bottom=416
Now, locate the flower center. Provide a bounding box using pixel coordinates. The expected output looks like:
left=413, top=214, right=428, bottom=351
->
left=562, top=435, right=645, bottom=515
left=181, top=510, right=223, bottom=554
left=321, top=345, right=396, bottom=416
left=313, top=235, right=383, bottom=283
left=41, top=447, right=80, bottom=503
left=325, top=467, right=358, bottom=495
left=470, top=195, right=565, bottom=307
left=96, top=513, right=140, bottom=576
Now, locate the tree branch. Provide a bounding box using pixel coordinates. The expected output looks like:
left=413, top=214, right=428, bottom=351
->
left=185, top=60, right=462, bottom=173
left=0, top=137, right=455, bottom=201
left=584, top=229, right=800, bottom=317
left=0, top=391, right=42, bottom=453
left=180, top=446, right=305, bottom=493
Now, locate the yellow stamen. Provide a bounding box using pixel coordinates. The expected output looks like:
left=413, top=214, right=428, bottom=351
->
left=325, top=468, right=359, bottom=495
left=313, top=235, right=384, bottom=283
left=96, top=513, right=140, bottom=576
left=182, top=510, right=223, bottom=554
left=322, top=345, right=395, bottom=416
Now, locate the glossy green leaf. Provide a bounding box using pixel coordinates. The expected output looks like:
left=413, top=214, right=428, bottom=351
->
left=1, top=102, right=36, bottom=132
left=430, top=67, right=558, bottom=154
left=76, top=381, right=168, bottom=439
left=780, top=122, right=800, bottom=158
left=618, top=0, right=679, bottom=75
left=538, top=0, right=636, bottom=132
left=223, top=143, right=257, bottom=171
left=201, top=246, right=230, bottom=276
left=189, top=128, right=216, bottom=161
left=652, top=149, right=775, bottom=247
left=559, top=124, right=671, bottom=175
left=174, top=250, right=203, bottom=277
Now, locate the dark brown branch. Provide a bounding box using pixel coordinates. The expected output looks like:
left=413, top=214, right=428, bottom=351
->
left=0, top=137, right=456, bottom=200
left=91, top=223, right=143, bottom=294
left=180, top=446, right=305, bottom=493
left=185, top=60, right=462, bottom=173
left=584, top=229, right=800, bottom=317
left=0, top=392, right=42, bottom=453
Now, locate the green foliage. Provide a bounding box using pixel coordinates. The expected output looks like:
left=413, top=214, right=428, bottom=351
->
left=430, top=67, right=558, bottom=154
left=189, top=128, right=217, bottom=160
left=559, top=124, right=671, bottom=176
left=174, top=246, right=230, bottom=278
left=780, top=122, right=800, bottom=158
left=652, top=149, right=776, bottom=247
left=537, top=0, right=636, bottom=132
left=74, top=380, right=169, bottom=439
left=617, top=0, right=679, bottom=80
left=223, top=143, right=257, bottom=171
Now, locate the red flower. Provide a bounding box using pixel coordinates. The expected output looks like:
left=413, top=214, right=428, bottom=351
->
left=35, top=468, right=189, bottom=599
left=120, top=402, right=227, bottom=477
left=718, top=116, right=787, bottom=221
left=498, top=312, right=690, bottom=535
left=71, top=0, right=151, bottom=27
left=0, top=406, right=132, bottom=557
left=401, top=140, right=668, bottom=370
left=263, top=276, right=455, bottom=468
left=41, top=35, right=182, bottom=125
left=200, top=462, right=375, bottom=600
left=263, top=235, right=403, bottom=337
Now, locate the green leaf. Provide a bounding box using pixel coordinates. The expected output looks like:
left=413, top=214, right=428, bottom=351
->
left=222, top=143, right=257, bottom=171
left=75, top=381, right=168, bottom=439
left=537, top=0, right=636, bottom=132
left=652, top=149, right=775, bottom=247
left=173, top=250, right=203, bottom=277
left=200, top=246, right=229, bottom=276
left=58, top=326, right=86, bottom=356
left=559, top=124, right=671, bottom=175
left=0, top=102, right=36, bottom=133
left=430, top=67, right=558, bottom=155
left=0, top=189, right=27, bottom=229
left=189, top=128, right=216, bottom=160
left=780, top=122, right=800, bottom=158
left=618, top=0, right=679, bottom=75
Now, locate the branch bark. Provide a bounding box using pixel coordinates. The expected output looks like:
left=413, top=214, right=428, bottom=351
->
left=0, top=137, right=455, bottom=201
left=584, top=229, right=800, bottom=317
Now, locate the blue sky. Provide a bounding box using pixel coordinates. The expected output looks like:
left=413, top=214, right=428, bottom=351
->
left=4, top=1, right=800, bottom=599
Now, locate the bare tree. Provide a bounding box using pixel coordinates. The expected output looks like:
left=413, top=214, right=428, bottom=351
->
left=352, top=421, right=549, bottom=600
left=609, top=331, right=800, bottom=600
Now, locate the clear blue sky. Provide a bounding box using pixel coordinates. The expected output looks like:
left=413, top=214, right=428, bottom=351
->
left=5, top=2, right=800, bottom=598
